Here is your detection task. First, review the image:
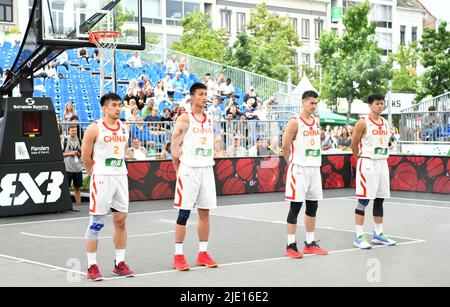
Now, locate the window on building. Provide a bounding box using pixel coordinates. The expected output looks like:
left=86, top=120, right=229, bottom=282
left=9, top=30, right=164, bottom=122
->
left=144, top=0, right=161, bottom=18
left=290, top=17, right=298, bottom=34
left=376, top=32, right=392, bottom=56
left=237, top=12, right=246, bottom=33
left=0, top=0, right=13, bottom=22
left=412, top=26, right=417, bottom=42
left=302, top=19, right=310, bottom=40
left=315, top=18, right=324, bottom=39
left=221, top=10, right=231, bottom=33
left=400, top=25, right=406, bottom=45
left=51, top=2, right=64, bottom=34
left=166, top=0, right=183, bottom=19
left=371, top=4, right=392, bottom=28
left=302, top=53, right=311, bottom=66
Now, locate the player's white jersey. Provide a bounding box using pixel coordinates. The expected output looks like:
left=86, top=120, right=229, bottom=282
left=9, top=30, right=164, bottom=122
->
left=289, top=114, right=322, bottom=167
left=180, top=110, right=215, bottom=167
left=358, top=115, right=391, bottom=160
left=92, top=118, right=129, bottom=175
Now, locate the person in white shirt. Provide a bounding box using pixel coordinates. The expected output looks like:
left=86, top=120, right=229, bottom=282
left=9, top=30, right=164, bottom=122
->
left=226, top=136, right=247, bottom=157
left=126, top=138, right=149, bottom=160
left=166, top=54, right=178, bottom=74
left=219, top=78, right=234, bottom=99
left=126, top=52, right=144, bottom=69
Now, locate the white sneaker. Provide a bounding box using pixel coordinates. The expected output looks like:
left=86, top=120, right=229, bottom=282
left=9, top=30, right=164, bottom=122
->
left=354, top=235, right=372, bottom=249
left=372, top=232, right=397, bottom=246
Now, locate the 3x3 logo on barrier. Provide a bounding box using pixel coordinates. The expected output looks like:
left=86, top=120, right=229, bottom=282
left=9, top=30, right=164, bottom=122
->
left=0, top=172, right=64, bottom=206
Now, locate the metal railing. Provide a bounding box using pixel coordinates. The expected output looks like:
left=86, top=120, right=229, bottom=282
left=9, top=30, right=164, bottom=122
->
left=401, top=92, right=450, bottom=113
left=399, top=111, right=450, bottom=142
left=141, top=43, right=293, bottom=99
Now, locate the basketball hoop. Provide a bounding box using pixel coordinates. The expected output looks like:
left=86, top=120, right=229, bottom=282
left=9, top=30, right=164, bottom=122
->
left=89, top=30, right=121, bottom=49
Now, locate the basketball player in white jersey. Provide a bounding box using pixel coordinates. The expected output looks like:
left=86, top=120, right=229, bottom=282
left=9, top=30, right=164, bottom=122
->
left=170, top=83, right=218, bottom=271
left=351, top=93, right=396, bottom=249
left=282, top=91, right=328, bottom=258
left=81, top=93, right=134, bottom=281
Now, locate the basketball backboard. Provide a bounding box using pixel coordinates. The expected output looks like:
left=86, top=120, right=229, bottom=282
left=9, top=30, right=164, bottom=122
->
left=38, top=0, right=144, bottom=50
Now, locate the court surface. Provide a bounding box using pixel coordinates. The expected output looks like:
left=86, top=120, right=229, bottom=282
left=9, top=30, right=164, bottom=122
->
left=0, top=189, right=449, bottom=287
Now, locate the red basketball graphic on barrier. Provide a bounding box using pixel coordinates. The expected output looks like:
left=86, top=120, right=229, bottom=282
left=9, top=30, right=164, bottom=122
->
left=258, top=181, right=276, bottom=192
left=321, top=164, right=332, bottom=174
left=447, top=159, right=450, bottom=175
left=155, top=161, right=176, bottom=182
left=216, top=160, right=234, bottom=181
left=151, top=182, right=174, bottom=199
left=257, top=165, right=279, bottom=184
left=277, top=186, right=286, bottom=192
left=433, top=176, right=450, bottom=193
left=350, top=177, right=356, bottom=188
left=426, top=157, right=444, bottom=178
left=388, top=156, right=403, bottom=167
left=407, top=156, right=426, bottom=166
left=416, top=179, right=427, bottom=192
left=350, top=155, right=357, bottom=168
left=127, top=162, right=150, bottom=181
left=324, top=172, right=345, bottom=189
left=222, top=177, right=245, bottom=194
left=328, top=155, right=345, bottom=170
left=391, top=162, right=418, bottom=191
left=129, top=189, right=147, bottom=201
left=236, top=159, right=255, bottom=181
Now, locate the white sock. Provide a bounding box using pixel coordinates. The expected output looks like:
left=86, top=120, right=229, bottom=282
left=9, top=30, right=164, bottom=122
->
left=306, top=232, right=315, bottom=244
left=287, top=234, right=296, bottom=245
left=356, top=225, right=364, bottom=237
left=199, top=241, right=208, bottom=252
left=175, top=243, right=183, bottom=255
left=87, top=253, right=97, bottom=267
left=374, top=223, right=383, bottom=236
left=115, top=249, right=126, bottom=264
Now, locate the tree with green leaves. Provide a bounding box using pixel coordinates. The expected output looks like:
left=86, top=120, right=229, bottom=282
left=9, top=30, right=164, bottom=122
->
left=226, top=3, right=301, bottom=83
left=416, top=21, right=450, bottom=101
left=171, top=10, right=229, bottom=63
left=317, top=0, right=390, bottom=123
left=389, top=42, right=420, bottom=93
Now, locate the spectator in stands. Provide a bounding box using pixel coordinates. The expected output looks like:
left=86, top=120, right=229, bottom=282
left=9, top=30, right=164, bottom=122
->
left=242, top=99, right=256, bottom=120
left=172, top=106, right=186, bottom=121
left=163, top=73, right=175, bottom=97
left=63, top=102, right=77, bottom=122
left=77, top=47, right=90, bottom=64
left=136, top=89, right=147, bottom=110
left=422, top=105, right=442, bottom=141
left=219, top=78, right=234, bottom=99
left=325, top=125, right=332, bottom=136
left=259, top=139, right=276, bottom=156
left=243, top=87, right=258, bottom=108
left=214, top=136, right=227, bottom=158
left=217, top=72, right=226, bottom=87
left=204, top=73, right=217, bottom=99
left=248, top=139, right=263, bottom=157
left=321, top=130, right=333, bottom=151
left=126, top=105, right=140, bottom=123
left=142, top=97, right=155, bottom=118
left=249, top=102, right=267, bottom=120
left=55, top=51, right=70, bottom=73
left=330, top=129, right=339, bottom=148
left=227, top=105, right=241, bottom=120
left=208, top=96, right=223, bottom=122
left=69, top=115, right=84, bottom=140
left=92, top=48, right=100, bottom=63
left=263, top=96, right=276, bottom=110
left=154, top=80, right=171, bottom=104
left=123, top=87, right=137, bottom=107
left=224, top=95, right=238, bottom=113
left=161, top=141, right=172, bottom=159
left=62, top=125, right=83, bottom=204
left=138, top=74, right=150, bottom=88
left=125, top=137, right=149, bottom=160
left=125, top=51, right=144, bottom=69
left=346, top=124, right=354, bottom=137
left=268, top=137, right=283, bottom=156
left=178, top=56, right=187, bottom=75
left=172, top=72, right=187, bottom=96
left=166, top=54, right=178, bottom=75
left=147, top=142, right=158, bottom=157
left=161, top=108, right=173, bottom=122
left=144, top=107, right=160, bottom=122
left=226, top=135, right=247, bottom=157
left=337, top=127, right=352, bottom=150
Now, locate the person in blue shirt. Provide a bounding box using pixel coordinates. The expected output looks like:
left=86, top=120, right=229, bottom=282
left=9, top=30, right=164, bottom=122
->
left=172, top=72, right=187, bottom=96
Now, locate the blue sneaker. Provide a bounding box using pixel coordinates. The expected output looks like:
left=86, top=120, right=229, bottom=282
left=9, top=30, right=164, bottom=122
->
left=354, top=235, right=372, bottom=249
left=372, top=232, right=397, bottom=246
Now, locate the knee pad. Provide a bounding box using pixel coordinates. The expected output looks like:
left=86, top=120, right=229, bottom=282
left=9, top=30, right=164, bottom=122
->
left=176, top=209, right=191, bottom=226
left=85, top=215, right=106, bottom=240
left=373, top=198, right=384, bottom=217
left=287, top=202, right=302, bottom=224
left=305, top=200, right=318, bottom=217
left=355, top=199, right=370, bottom=216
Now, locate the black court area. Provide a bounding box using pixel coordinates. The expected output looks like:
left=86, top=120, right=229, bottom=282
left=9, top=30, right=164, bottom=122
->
left=0, top=189, right=449, bottom=287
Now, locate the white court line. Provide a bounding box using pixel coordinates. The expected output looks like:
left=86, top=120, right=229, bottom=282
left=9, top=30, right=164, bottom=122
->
left=205, top=213, right=425, bottom=242
left=102, top=240, right=425, bottom=281
left=342, top=197, right=450, bottom=210
left=388, top=196, right=450, bottom=205
left=0, top=197, right=351, bottom=228
left=20, top=230, right=175, bottom=240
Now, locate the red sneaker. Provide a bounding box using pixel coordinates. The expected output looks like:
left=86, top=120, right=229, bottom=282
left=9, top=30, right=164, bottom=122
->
left=303, top=241, right=328, bottom=255
left=285, top=243, right=303, bottom=258
left=173, top=255, right=190, bottom=271
left=87, top=264, right=103, bottom=281
left=113, top=261, right=135, bottom=277
left=196, top=252, right=218, bottom=268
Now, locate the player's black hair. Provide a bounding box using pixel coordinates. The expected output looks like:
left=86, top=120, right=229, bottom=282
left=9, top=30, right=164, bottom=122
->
left=302, top=90, right=318, bottom=101
left=367, top=93, right=385, bottom=104
left=100, top=93, right=122, bottom=106
left=190, top=82, right=208, bottom=96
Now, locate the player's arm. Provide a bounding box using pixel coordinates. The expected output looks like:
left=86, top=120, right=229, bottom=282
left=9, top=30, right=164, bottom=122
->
left=171, top=113, right=190, bottom=172
left=81, top=123, right=99, bottom=176
left=351, top=119, right=366, bottom=159
left=282, top=118, right=298, bottom=163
